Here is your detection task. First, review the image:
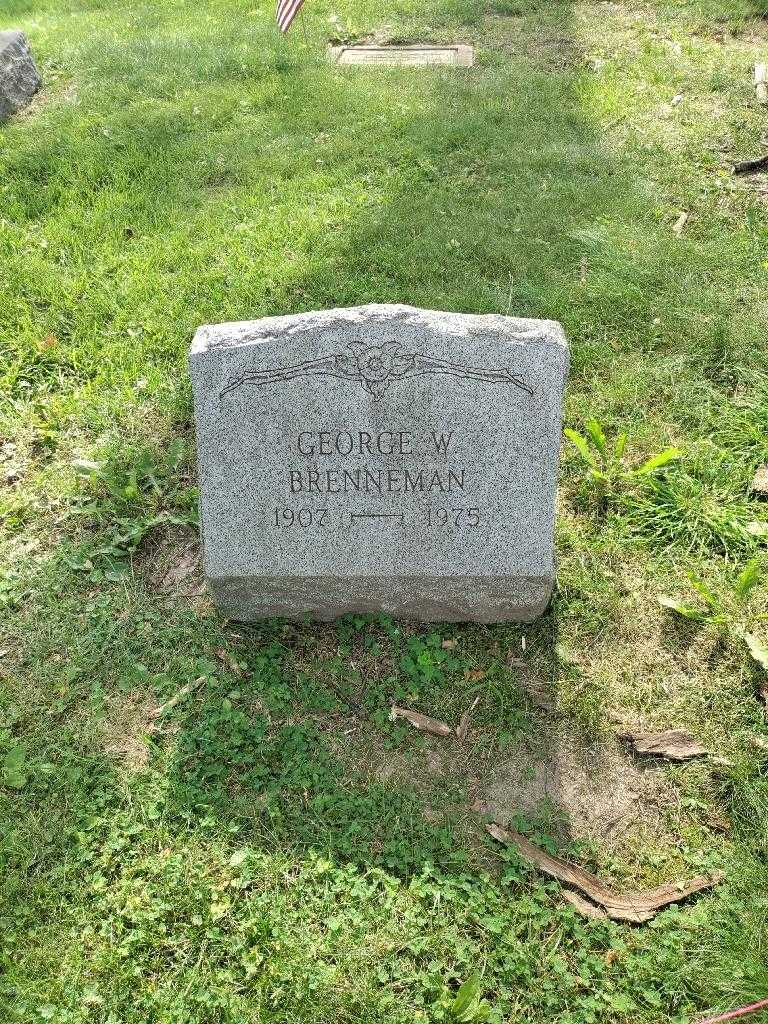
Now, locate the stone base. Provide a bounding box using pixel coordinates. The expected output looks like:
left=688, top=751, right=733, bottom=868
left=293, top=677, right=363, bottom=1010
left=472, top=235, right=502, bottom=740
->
left=0, top=31, right=41, bottom=121
left=208, top=575, right=553, bottom=623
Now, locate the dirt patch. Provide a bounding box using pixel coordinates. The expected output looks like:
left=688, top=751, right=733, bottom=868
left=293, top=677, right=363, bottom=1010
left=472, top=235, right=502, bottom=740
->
left=691, top=19, right=768, bottom=45
left=478, top=14, right=582, bottom=69
left=135, top=524, right=210, bottom=608
left=330, top=710, right=683, bottom=870
left=473, top=730, right=677, bottom=851
left=522, top=31, right=581, bottom=70
left=14, top=79, right=79, bottom=120
left=100, top=692, right=157, bottom=771
left=284, top=617, right=433, bottom=712
left=328, top=721, right=415, bottom=784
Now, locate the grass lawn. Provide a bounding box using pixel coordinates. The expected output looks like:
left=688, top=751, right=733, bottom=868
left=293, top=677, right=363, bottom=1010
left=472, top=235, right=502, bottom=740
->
left=1, top=0, right=768, bottom=1020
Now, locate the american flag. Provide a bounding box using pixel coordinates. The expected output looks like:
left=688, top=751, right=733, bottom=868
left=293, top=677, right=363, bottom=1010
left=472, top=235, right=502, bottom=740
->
left=277, top=0, right=304, bottom=32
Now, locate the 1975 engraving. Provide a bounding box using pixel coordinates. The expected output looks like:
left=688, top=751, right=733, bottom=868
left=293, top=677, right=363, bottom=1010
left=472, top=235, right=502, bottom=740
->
left=270, top=507, right=482, bottom=529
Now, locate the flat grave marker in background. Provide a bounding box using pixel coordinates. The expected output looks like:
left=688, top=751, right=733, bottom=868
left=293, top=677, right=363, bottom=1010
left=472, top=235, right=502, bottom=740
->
left=328, top=44, right=474, bottom=67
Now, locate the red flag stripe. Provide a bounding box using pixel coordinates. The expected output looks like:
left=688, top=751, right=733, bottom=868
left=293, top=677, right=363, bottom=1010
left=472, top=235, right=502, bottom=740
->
left=277, top=0, right=304, bottom=32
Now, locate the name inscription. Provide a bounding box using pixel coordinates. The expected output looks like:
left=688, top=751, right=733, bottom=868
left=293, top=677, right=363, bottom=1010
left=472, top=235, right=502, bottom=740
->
left=285, top=428, right=467, bottom=495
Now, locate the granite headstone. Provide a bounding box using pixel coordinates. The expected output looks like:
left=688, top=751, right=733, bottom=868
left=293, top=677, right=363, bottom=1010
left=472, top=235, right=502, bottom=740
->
left=190, top=304, right=568, bottom=622
left=0, top=31, right=41, bottom=121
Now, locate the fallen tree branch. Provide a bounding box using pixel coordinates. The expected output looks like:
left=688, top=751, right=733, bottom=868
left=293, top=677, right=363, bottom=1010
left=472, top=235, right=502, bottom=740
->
left=733, top=154, right=768, bottom=176
left=487, top=823, right=723, bottom=923
left=623, top=728, right=708, bottom=761
left=456, top=696, right=481, bottom=742
left=698, top=997, right=768, bottom=1024
left=673, top=211, right=689, bottom=236
left=561, top=890, right=609, bottom=920
left=390, top=706, right=453, bottom=737
left=755, top=64, right=768, bottom=105
left=152, top=677, right=204, bottom=719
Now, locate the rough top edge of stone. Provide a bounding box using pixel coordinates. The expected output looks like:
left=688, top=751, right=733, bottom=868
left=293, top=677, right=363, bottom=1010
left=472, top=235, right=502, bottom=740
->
left=0, top=30, right=27, bottom=47
left=190, top=304, right=568, bottom=359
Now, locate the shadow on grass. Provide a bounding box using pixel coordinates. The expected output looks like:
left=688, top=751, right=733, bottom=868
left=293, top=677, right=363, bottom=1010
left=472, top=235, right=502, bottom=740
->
left=164, top=1, right=630, bottom=861
left=0, top=0, right=638, bottom=875
left=1, top=0, right=633, bottom=391
left=3, top=0, right=740, bottom=1018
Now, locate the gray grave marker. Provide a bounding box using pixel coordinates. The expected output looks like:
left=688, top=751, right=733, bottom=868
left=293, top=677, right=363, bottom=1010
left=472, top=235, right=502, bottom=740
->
left=190, top=304, right=568, bottom=622
left=328, top=44, right=474, bottom=67
left=0, top=31, right=41, bottom=121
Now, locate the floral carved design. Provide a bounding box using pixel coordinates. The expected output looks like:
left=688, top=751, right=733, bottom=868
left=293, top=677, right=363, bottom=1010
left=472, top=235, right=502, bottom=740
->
left=220, top=341, right=533, bottom=402
left=336, top=342, right=417, bottom=400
